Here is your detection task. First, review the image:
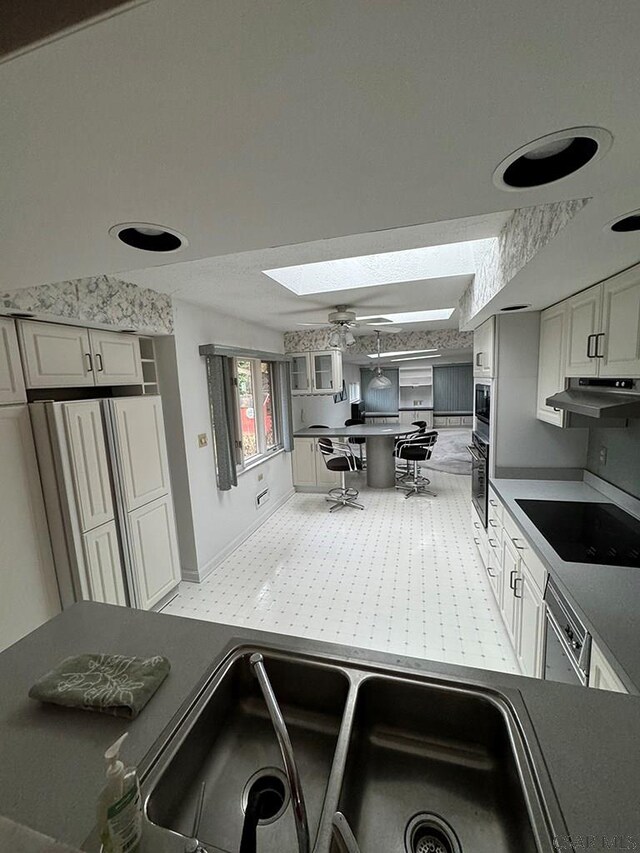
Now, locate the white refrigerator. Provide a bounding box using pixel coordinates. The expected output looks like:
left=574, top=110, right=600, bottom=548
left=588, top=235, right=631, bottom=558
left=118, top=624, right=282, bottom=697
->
left=31, top=396, right=181, bottom=611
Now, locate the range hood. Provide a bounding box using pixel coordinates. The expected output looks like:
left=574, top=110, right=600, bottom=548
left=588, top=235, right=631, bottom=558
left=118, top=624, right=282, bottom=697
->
left=546, top=378, right=640, bottom=419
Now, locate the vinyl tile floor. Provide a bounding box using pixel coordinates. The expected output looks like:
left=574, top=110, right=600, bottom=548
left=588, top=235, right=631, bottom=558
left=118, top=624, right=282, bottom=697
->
left=162, top=470, right=520, bottom=676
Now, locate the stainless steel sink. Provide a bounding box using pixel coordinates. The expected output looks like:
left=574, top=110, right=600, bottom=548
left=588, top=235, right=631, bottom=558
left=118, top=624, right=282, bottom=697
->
left=145, top=653, right=349, bottom=852
left=138, top=648, right=565, bottom=853
left=334, top=677, right=540, bottom=853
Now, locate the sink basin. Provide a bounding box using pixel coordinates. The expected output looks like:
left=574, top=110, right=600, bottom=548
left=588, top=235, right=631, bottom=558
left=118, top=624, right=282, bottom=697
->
left=145, top=653, right=349, bottom=853
left=334, top=677, right=541, bottom=853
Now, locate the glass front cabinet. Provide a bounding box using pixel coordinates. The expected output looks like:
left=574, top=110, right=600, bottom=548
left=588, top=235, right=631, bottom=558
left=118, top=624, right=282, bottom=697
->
left=288, top=350, right=342, bottom=395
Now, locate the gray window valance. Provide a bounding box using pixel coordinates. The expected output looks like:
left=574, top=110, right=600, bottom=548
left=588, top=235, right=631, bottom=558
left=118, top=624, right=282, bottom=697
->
left=200, top=346, right=294, bottom=491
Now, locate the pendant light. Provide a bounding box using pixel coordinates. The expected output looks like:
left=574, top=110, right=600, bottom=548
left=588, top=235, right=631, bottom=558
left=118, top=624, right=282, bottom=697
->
left=368, top=330, right=392, bottom=390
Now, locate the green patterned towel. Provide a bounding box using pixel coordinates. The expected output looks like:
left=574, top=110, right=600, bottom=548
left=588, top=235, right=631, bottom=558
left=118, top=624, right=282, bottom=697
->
left=28, top=653, right=171, bottom=719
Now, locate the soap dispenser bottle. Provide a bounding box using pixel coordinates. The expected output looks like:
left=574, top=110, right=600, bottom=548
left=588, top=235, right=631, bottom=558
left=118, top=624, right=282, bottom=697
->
left=97, top=732, right=142, bottom=853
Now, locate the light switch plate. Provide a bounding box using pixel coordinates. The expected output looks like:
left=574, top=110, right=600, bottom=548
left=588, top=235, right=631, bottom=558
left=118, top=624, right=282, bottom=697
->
left=198, top=433, right=208, bottom=448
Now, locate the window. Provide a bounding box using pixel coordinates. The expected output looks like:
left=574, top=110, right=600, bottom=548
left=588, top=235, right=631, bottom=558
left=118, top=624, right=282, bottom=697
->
left=234, top=358, right=281, bottom=468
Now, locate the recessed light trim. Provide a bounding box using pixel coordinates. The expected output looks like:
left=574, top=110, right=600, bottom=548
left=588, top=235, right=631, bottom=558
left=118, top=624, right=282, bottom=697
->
left=500, top=304, right=532, bottom=312
left=109, top=222, right=188, bottom=253
left=607, top=210, right=640, bottom=233
left=493, top=127, right=612, bottom=191
left=366, top=348, right=438, bottom=359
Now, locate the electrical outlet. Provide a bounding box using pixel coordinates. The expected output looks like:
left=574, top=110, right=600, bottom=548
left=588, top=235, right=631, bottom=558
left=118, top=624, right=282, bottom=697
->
left=198, top=433, right=208, bottom=448
left=599, top=445, right=607, bottom=465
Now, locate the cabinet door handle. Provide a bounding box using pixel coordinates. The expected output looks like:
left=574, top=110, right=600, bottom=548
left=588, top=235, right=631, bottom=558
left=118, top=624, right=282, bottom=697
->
left=473, top=537, right=480, bottom=546
left=489, top=499, right=498, bottom=507
left=487, top=566, right=496, bottom=577
left=96, top=352, right=104, bottom=372
left=488, top=519, right=498, bottom=528
left=476, top=352, right=483, bottom=367
left=488, top=538, right=498, bottom=548
left=513, top=577, right=523, bottom=599
left=512, top=537, right=525, bottom=550
left=586, top=334, right=597, bottom=358
left=85, top=353, right=93, bottom=372
left=509, top=569, right=518, bottom=589
left=595, top=332, right=605, bottom=359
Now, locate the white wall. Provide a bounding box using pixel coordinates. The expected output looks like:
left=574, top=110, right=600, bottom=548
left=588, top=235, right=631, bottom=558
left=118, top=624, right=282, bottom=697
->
left=291, top=361, right=361, bottom=429
left=493, top=313, right=588, bottom=475
left=159, top=299, right=294, bottom=582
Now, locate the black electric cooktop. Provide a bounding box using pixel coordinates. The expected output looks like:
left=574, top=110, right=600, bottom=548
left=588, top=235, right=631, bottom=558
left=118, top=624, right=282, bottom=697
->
left=515, top=500, right=640, bottom=568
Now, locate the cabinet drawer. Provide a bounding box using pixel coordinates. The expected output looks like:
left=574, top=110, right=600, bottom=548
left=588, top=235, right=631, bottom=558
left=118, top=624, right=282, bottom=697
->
left=488, top=489, right=503, bottom=523
left=503, top=509, right=547, bottom=594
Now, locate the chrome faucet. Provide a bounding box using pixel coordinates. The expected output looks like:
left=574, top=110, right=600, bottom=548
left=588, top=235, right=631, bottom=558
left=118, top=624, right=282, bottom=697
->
left=332, top=812, right=361, bottom=853
left=249, top=653, right=310, bottom=853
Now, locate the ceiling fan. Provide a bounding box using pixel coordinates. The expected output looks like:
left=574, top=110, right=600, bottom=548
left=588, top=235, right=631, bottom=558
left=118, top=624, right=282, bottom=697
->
left=291, top=304, right=401, bottom=349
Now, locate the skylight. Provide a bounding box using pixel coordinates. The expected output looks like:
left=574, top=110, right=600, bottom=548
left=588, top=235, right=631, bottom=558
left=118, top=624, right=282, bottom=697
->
left=358, top=308, right=455, bottom=324
left=366, top=349, right=437, bottom=359
left=262, top=239, right=492, bottom=295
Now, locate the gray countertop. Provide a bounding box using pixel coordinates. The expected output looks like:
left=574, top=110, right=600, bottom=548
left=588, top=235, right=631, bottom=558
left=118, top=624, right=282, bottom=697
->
left=1, top=603, right=639, bottom=847
left=295, top=424, right=417, bottom=437
left=490, top=474, right=640, bottom=694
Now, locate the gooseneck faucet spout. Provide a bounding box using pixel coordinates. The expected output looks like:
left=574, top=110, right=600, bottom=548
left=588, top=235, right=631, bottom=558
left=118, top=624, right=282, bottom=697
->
left=249, top=653, right=310, bottom=853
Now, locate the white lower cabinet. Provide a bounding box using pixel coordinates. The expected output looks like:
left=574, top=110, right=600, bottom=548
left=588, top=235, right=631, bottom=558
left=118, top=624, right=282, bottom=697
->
left=475, top=488, right=546, bottom=678
left=0, top=406, right=61, bottom=652
left=82, top=521, right=127, bottom=606
left=128, top=495, right=181, bottom=610
left=589, top=640, right=628, bottom=693
left=292, top=438, right=340, bottom=488
left=516, top=565, right=546, bottom=678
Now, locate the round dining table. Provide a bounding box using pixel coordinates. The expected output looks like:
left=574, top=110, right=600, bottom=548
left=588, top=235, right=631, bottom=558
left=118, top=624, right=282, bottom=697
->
left=294, top=423, right=420, bottom=488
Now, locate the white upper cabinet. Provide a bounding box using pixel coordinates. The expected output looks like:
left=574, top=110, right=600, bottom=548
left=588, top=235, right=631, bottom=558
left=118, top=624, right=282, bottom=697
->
left=89, top=329, right=143, bottom=386
left=598, top=269, right=640, bottom=377
left=290, top=354, right=312, bottom=394
left=473, top=317, right=495, bottom=378
left=564, top=285, right=602, bottom=378
left=536, top=303, right=567, bottom=426
left=17, top=320, right=144, bottom=389
left=63, top=401, right=114, bottom=532
left=111, top=396, right=171, bottom=511
left=0, top=317, right=26, bottom=404
left=18, top=320, right=94, bottom=388
left=288, top=350, right=342, bottom=395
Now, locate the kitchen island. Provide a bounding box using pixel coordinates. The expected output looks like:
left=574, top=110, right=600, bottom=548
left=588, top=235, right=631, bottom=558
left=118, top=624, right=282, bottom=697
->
left=0, top=603, right=639, bottom=850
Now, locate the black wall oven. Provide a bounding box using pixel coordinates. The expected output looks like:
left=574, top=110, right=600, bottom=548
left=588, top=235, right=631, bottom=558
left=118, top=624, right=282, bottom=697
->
left=469, top=431, right=489, bottom=527
left=474, top=382, right=491, bottom=440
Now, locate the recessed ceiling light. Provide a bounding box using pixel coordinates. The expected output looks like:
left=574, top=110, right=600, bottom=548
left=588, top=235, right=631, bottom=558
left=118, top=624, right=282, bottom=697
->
left=608, top=210, right=640, bottom=233
left=109, top=222, right=188, bottom=253
left=493, top=127, right=612, bottom=191
left=262, top=239, right=493, bottom=295
left=500, top=304, right=532, bottom=312
left=358, top=308, right=455, bottom=324
left=366, top=348, right=438, bottom=359
left=391, top=354, right=442, bottom=362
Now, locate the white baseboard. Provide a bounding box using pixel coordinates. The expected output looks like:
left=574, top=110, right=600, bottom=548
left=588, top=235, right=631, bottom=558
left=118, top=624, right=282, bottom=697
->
left=190, top=488, right=296, bottom=583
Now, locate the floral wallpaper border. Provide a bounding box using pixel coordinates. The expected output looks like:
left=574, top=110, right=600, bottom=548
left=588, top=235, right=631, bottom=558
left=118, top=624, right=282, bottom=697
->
left=284, top=327, right=472, bottom=353
left=1, top=275, right=173, bottom=334
left=458, top=197, right=590, bottom=327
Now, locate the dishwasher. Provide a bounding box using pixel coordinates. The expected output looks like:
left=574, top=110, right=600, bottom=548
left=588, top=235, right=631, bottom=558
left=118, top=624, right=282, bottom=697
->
left=544, top=578, right=591, bottom=686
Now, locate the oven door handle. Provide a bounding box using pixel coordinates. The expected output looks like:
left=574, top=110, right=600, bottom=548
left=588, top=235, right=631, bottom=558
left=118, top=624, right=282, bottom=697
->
left=467, top=446, right=482, bottom=462
left=545, top=607, right=588, bottom=685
